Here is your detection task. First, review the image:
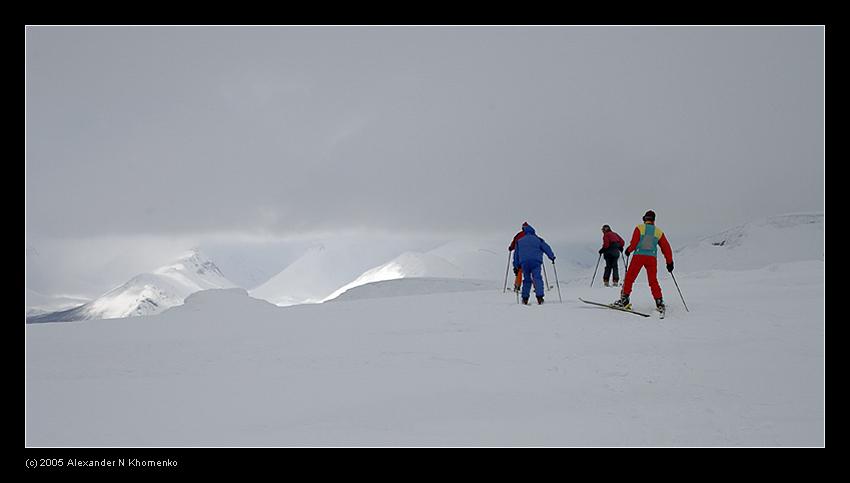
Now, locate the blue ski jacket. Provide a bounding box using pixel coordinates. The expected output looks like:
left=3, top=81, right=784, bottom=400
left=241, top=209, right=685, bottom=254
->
left=513, top=225, right=556, bottom=269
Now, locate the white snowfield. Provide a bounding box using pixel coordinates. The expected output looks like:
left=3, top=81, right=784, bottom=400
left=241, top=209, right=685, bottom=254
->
left=25, top=214, right=824, bottom=446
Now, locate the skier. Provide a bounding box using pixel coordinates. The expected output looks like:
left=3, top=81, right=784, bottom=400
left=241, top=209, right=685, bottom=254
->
left=613, top=210, right=674, bottom=314
left=599, top=224, right=625, bottom=287
left=508, top=222, right=529, bottom=292
left=513, top=223, right=556, bottom=305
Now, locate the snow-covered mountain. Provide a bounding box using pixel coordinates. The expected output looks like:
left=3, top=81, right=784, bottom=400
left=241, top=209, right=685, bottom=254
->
left=26, top=249, right=236, bottom=323
left=249, top=243, right=364, bottom=306
left=323, top=251, right=467, bottom=301
left=675, top=213, right=824, bottom=272
left=249, top=239, right=431, bottom=306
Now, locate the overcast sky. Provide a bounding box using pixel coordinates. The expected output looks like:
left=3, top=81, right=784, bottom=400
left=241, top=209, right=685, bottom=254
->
left=25, top=26, right=824, bottom=293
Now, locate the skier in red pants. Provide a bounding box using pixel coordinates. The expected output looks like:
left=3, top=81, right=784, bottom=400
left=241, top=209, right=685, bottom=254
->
left=613, top=210, right=674, bottom=314
left=508, top=222, right=529, bottom=292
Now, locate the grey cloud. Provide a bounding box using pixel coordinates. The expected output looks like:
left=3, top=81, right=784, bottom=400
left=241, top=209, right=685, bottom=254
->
left=26, top=26, right=823, bottom=245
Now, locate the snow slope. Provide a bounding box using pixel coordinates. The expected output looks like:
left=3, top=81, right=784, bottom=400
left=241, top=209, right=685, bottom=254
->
left=25, top=257, right=823, bottom=446
left=322, top=251, right=466, bottom=302
left=329, top=278, right=497, bottom=302
left=249, top=241, right=424, bottom=306
left=675, top=213, right=824, bottom=272
left=26, top=250, right=236, bottom=323
left=24, top=215, right=824, bottom=446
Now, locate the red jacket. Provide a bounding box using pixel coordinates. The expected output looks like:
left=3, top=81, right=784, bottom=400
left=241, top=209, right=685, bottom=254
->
left=626, top=223, right=673, bottom=263
left=509, top=231, right=525, bottom=251
left=602, top=231, right=625, bottom=250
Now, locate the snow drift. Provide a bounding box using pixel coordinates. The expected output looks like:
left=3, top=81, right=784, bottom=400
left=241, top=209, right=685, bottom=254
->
left=329, top=277, right=497, bottom=302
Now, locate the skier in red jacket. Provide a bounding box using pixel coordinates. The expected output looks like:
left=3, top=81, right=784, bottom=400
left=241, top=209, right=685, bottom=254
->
left=613, top=211, right=674, bottom=314
left=508, top=222, right=529, bottom=292
left=599, top=225, right=625, bottom=287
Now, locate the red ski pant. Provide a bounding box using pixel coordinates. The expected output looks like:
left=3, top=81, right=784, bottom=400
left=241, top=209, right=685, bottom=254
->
left=622, top=254, right=663, bottom=300
left=514, top=268, right=523, bottom=287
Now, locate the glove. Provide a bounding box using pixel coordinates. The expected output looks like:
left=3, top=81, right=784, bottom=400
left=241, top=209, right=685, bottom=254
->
left=550, top=256, right=556, bottom=262
left=598, top=248, right=605, bottom=254
left=667, top=261, right=674, bottom=272
left=619, top=246, right=624, bottom=253
left=513, top=267, right=519, bottom=275
left=625, top=249, right=632, bottom=257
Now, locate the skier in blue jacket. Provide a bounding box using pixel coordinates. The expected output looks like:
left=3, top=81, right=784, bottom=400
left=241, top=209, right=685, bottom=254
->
left=512, top=224, right=556, bottom=305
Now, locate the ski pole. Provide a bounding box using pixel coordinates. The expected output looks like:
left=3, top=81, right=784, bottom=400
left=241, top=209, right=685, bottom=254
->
left=670, top=272, right=689, bottom=312
left=542, top=262, right=552, bottom=291
left=590, top=253, right=602, bottom=287
left=503, top=251, right=512, bottom=293
left=551, top=260, right=562, bottom=303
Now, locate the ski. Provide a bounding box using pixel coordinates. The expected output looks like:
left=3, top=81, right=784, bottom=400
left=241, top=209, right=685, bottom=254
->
left=578, top=298, right=651, bottom=317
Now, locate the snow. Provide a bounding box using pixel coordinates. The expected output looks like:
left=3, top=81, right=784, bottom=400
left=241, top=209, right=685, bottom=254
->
left=249, top=241, right=422, bottom=306
left=247, top=236, right=595, bottom=307
left=674, top=213, right=824, bottom=272
left=322, top=251, right=466, bottom=302
left=25, top=269, right=823, bottom=446
left=329, top=278, right=498, bottom=302
left=24, top=214, right=824, bottom=446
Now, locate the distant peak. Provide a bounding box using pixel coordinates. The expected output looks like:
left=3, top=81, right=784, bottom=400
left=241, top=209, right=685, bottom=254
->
left=178, top=247, right=205, bottom=260
left=154, top=249, right=226, bottom=278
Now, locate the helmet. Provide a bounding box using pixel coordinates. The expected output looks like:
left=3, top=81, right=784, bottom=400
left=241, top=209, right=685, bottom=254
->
left=642, top=210, right=656, bottom=222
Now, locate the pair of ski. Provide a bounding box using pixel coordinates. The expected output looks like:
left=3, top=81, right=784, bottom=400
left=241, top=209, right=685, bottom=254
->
left=579, top=298, right=665, bottom=319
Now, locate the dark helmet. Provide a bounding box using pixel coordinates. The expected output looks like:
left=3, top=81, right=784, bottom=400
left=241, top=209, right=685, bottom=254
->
left=642, top=210, right=656, bottom=222
left=601, top=224, right=611, bottom=232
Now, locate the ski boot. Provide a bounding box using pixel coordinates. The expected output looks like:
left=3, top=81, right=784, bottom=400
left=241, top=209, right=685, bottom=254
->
left=536, top=295, right=544, bottom=305
left=612, top=293, right=631, bottom=310
left=655, top=298, right=666, bottom=316
left=522, top=297, right=529, bottom=305
left=612, top=280, right=619, bottom=287
left=603, top=280, right=610, bottom=287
